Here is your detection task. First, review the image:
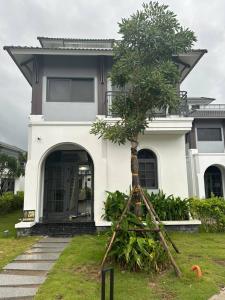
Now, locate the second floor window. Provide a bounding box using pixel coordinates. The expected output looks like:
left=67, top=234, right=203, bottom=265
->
left=47, top=78, right=94, bottom=102
left=197, top=128, right=222, bottom=141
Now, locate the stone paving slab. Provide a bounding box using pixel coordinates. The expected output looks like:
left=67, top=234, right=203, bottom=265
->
left=15, top=253, right=60, bottom=261
left=32, top=242, right=67, bottom=248
left=0, top=286, right=38, bottom=299
left=0, top=274, right=46, bottom=286
left=3, top=262, right=54, bottom=271
left=26, top=247, right=62, bottom=253
left=0, top=237, right=71, bottom=299
left=39, top=237, right=72, bottom=243
left=209, top=289, right=225, bottom=300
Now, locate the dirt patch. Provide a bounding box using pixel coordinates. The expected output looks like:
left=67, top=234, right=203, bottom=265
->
left=72, top=265, right=100, bottom=281
left=214, top=260, right=225, bottom=266
left=148, top=280, right=175, bottom=300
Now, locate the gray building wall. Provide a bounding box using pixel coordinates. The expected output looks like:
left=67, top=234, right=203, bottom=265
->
left=34, top=55, right=113, bottom=121
left=195, top=119, right=224, bottom=153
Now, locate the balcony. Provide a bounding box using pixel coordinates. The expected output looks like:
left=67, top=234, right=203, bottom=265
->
left=105, top=90, right=188, bottom=118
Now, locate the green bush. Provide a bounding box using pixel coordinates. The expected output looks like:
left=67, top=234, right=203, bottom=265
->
left=103, top=190, right=189, bottom=221
left=109, top=212, right=169, bottom=272
left=144, top=191, right=189, bottom=221
left=103, top=191, right=129, bottom=221
left=0, top=191, right=24, bottom=215
left=189, top=197, right=225, bottom=232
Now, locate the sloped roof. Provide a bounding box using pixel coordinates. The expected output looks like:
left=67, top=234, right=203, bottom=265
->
left=0, top=141, right=25, bottom=153
left=3, top=37, right=207, bottom=86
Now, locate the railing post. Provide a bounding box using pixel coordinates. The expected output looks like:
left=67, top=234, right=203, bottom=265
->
left=101, top=267, right=114, bottom=300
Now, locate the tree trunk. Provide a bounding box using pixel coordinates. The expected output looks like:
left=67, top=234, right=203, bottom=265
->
left=130, top=136, right=142, bottom=217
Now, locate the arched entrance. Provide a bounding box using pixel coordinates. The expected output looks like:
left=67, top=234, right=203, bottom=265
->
left=204, top=165, right=223, bottom=198
left=43, top=146, right=94, bottom=222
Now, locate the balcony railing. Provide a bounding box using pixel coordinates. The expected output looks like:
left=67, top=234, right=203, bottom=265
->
left=105, top=90, right=188, bottom=118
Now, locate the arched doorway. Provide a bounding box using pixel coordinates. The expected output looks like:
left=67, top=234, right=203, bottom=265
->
left=43, top=147, right=94, bottom=222
left=204, top=165, right=223, bottom=198
left=137, top=149, right=158, bottom=189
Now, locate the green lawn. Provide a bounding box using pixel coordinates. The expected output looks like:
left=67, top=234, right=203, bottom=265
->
left=35, top=232, right=225, bottom=300
left=0, top=210, right=38, bottom=269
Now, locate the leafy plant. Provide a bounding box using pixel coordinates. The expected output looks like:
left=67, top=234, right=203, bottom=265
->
left=109, top=212, right=169, bottom=272
left=103, top=191, right=129, bottom=221
left=0, top=191, right=24, bottom=215
left=104, top=190, right=189, bottom=221
left=144, top=191, right=189, bottom=221
left=189, top=197, right=225, bottom=232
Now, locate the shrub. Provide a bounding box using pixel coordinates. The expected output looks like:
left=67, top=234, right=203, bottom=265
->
left=0, top=191, right=24, bottom=215
left=103, top=191, right=129, bottom=221
left=144, top=191, right=189, bottom=221
left=103, top=190, right=189, bottom=222
left=189, top=197, right=225, bottom=232
left=109, top=212, right=169, bottom=272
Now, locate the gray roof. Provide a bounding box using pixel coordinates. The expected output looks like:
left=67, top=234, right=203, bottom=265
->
left=0, top=141, right=25, bottom=153
left=189, top=110, right=225, bottom=118
left=3, top=36, right=207, bottom=86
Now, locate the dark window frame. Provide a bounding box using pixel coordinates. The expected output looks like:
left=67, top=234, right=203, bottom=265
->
left=197, top=127, right=222, bottom=142
left=46, top=77, right=95, bottom=103
left=138, top=149, right=158, bottom=189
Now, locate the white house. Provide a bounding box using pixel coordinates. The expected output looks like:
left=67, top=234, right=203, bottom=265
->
left=4, top=37, right=221, bottom=235
left=0, top=141, right=25, bottom=194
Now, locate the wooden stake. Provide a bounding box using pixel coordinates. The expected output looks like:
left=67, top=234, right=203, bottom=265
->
left=140, top=189, right=180, bottom=254
left=140, top=191, right=182, bottom=277
left=100, top=195, right=132, bottom=269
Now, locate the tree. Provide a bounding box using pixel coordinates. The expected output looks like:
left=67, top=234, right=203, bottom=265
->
left=91, top=2, right=196, bottom=276
left=91, top=1, right=196, bottom=192
left=0, top=152, right=26, bottom=194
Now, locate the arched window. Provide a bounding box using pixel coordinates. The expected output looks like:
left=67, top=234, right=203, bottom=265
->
left=138, top=149, right=158, bottom=189
left=204, top=165, right=223, bottom=198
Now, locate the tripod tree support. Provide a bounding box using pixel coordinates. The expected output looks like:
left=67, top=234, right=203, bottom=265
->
left=100, top=186, right=182, bottom=278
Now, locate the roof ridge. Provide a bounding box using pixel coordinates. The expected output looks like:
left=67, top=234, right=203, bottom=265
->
left=37, top=36, right=115, bottom=41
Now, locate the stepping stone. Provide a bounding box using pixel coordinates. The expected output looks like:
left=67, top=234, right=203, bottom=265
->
left=0, top=274, right=45, bottom=286
left=15, top=253, right=60, bottom=261
left=0, top=286, right=38, bottom=299
left=32, top=242, right=67, bottom=248
left=26, top=247, right=62, bottom=253
left=39, top=237, right=71, bottom=243
left=4, top=262, right=54, bottom=271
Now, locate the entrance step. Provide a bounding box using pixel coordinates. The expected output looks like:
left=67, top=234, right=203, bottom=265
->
left=31, top=222, right=96, bottom=236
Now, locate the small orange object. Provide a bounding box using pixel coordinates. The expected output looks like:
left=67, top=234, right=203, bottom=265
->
left=191, top=265, right=202, bottom=278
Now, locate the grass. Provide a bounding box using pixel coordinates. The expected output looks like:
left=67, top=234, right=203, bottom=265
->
left=0, top=210, right=38, bottom=269
left=35, top=232, right=225, bottom=300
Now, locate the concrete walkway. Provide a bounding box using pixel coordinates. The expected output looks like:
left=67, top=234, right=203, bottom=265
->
left=209, top=288, right=225, bottom=300
left=0, top=237, right=71, bottom=299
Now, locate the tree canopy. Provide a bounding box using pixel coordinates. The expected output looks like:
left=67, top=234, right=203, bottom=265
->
left=91, top=1, right=196, bottom=144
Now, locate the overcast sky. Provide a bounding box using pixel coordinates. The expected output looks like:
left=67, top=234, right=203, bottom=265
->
left=0, top=0, right=225, bottom=149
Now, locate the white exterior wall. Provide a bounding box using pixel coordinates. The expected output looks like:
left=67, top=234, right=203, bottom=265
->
left=187, top=150, right=225, bottom=198
left=14, top=176, right=25, bottom=193
left=23, top=115, right=192, bottom=226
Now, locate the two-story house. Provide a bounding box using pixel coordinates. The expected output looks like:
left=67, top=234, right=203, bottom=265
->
left=4, top=37, right=209, bottom=235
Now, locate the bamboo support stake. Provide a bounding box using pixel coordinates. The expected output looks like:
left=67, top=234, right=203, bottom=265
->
left=140, top=189, right=180, bottom=254
left=140, top=191, right=182, bottom=277
left=100, top=195, right=132, bottom=269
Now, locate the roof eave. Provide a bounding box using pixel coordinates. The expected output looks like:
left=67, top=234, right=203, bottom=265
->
left=3, top=46, right=32, bottom=86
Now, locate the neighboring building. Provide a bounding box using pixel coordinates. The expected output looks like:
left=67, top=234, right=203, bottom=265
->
left=186, top=100, right=225, bottom=198
left=0, top=141, right=25, bottom=193
left=4, top=37, right=219, bottom=234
